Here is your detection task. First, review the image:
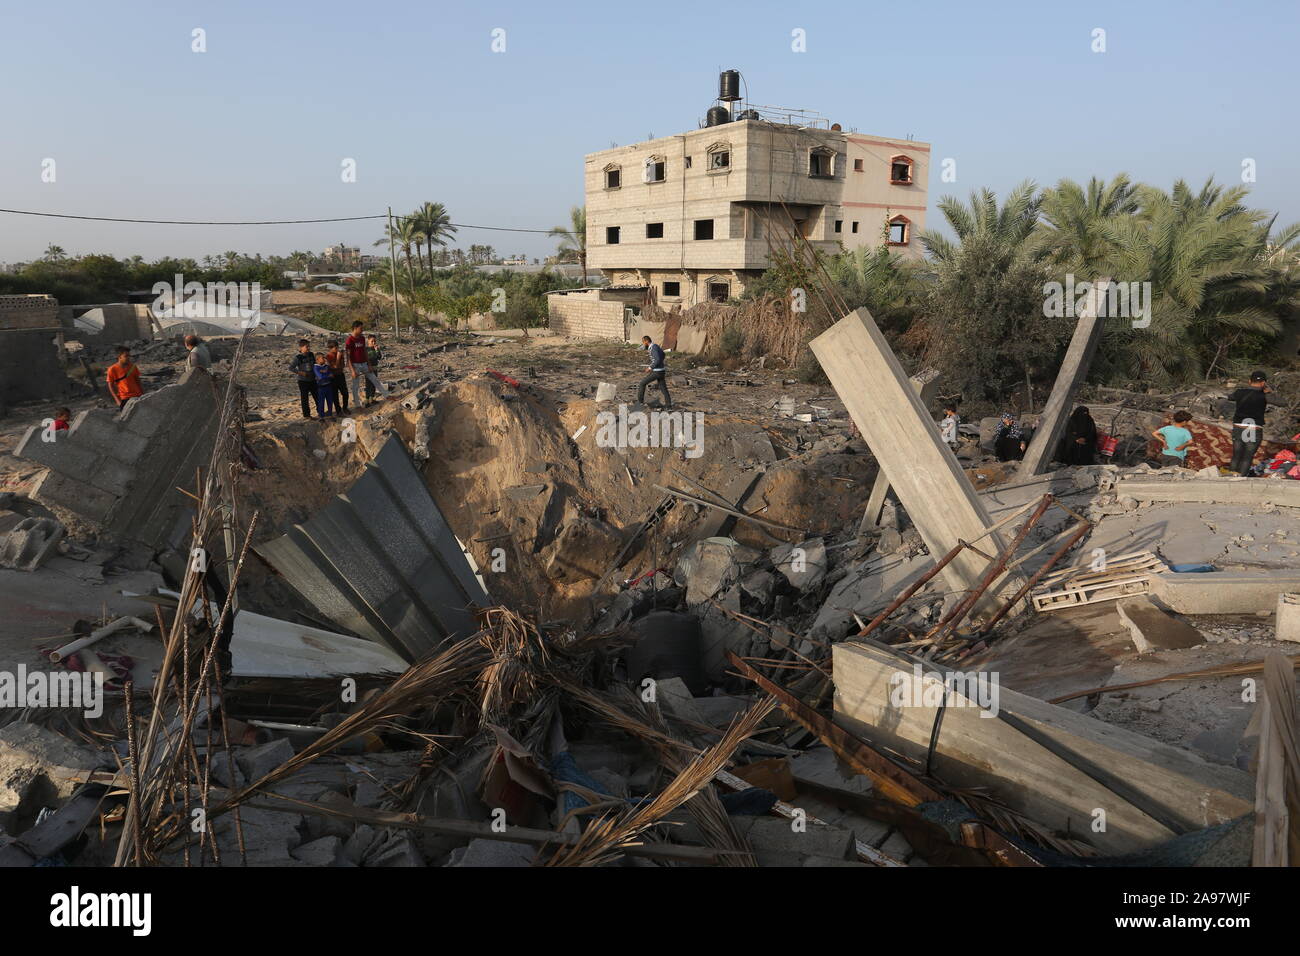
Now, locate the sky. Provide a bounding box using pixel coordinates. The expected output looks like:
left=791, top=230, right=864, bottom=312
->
left=1, top=0, right=1296, bottom=265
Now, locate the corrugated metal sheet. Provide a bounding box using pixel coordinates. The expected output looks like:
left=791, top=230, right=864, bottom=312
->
left=256, top=435, right=488, bottom=661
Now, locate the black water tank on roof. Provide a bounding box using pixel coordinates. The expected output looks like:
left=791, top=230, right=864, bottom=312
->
left=736, top=109, right=759, bottom=121
left=719, top=70, right=741, bottom=101
left=706, top=105, right=731, bottom=127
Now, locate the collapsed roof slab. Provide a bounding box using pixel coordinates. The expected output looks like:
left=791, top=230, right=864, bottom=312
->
left=859, top=370, right=939, bottom=533
left=811, top=309, right=1001, bottom=598
left=833, top=641, right=1254, bottom=856
left=256, top=435, right=489, bottom=662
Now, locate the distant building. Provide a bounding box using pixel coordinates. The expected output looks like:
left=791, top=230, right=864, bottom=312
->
left=584, top=78, right=928, bottom=307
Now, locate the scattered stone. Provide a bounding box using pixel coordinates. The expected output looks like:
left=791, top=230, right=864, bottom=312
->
left=1116, top=596, right=1206, bottom=653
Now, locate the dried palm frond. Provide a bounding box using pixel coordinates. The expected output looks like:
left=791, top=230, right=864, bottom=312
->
left=545, top=697, right=775, bottom=867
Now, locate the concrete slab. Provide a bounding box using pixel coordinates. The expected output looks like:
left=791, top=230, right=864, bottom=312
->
left=1276, top=593, right=1300, bottom=643
left=1149, top=570, right=1300, bottom=615
left=1116, top=596, right=1205, bottom=653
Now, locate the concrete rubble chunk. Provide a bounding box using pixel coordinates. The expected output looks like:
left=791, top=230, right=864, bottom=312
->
left=1116, top=596, right=1205, bottom=653
left=594, top=381, right=618, bottom=402
left=290, top=835, right=348, bottom=866
left=235, top=737, right=295, bottom=784
left=772, top=537, right=827, bottom=591
left=1276, top=593, right=1300, bottom=643
left=0, top=517, right=64, bottom=571
left=446, top=838, right=536, bottom=867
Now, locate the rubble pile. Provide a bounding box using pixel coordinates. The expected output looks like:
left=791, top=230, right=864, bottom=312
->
left=1, top=307, right=1298, bottom=870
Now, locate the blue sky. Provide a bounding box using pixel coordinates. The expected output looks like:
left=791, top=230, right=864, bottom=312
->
left=1, top=0, right=1295, bottom=263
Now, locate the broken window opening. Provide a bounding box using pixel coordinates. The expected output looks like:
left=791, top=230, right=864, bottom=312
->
left=694, top=219, right=714, bottom=240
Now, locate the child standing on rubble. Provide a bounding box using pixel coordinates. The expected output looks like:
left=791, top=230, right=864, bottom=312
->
left=324, top=339, right=349, bottom=414
left=940, top=404, right=960, bottom=451
left=290, top=339, right=316, bottom=419
left=313, top=353, right=338, bottom=418
left=1152, top=411, right=1194, bottom=469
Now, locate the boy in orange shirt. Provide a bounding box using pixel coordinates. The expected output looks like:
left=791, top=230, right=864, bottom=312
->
left=106, top=347, right=144, bottom=408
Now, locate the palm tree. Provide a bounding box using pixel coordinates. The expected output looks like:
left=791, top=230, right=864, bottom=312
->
left=1039, top=175, right=1139, bottom=275
left=42, top=244, right=66, bottom=262
left=549, top=206, right=587, bottom=281
left=916, top=182, right=1056, bottom=401
left=222, top=251, right=241, bottom=269
left=1099, top=178, right=1292, bottom=381
left=414, top=202, right=456, bottom=273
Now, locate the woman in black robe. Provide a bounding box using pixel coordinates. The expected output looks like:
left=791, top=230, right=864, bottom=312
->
left=993, top=413, right=1027, bottom=461
left=1062, top=406, right=1098, bottom=466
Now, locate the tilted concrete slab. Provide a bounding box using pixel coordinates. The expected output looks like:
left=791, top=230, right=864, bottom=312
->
left=860, top=369, right=940, bottom=532
left=256, top=435, right=489, bottom=662
left=811, top=309, right=1002, bottom=597
left=1116, top=596, right=1205, bottom=653
left=14, top=368, right=220, bottom=547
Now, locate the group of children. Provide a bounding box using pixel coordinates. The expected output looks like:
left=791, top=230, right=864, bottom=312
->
left=291, top=322, right=387, bottom=420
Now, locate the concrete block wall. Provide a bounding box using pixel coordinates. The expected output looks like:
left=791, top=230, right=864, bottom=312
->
left=0, top=294, right=59, bottom=330
left=546, top=290, right=628, bottom=341
left=15, top=368, right=220, bottom=547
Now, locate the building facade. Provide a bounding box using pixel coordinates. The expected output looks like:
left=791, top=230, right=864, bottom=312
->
left=585, top=119, right=929, bottom=306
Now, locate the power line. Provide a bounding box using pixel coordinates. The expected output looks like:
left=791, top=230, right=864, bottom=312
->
left=0, top=206, right=559, bottom=234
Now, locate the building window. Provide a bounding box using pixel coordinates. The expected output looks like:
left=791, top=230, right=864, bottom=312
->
left=605, top=167, right=621, bottom=189
left=662, top=281, right=681, bottom=297
left=694, top=219, right=714, bottom=240
left=890, top=155, right=914, bottom=185
left=809, top=147, right=835, bottom=178
left=708, top=282, right=730, bottom=303
left=644, top=157, right=666, bottom=183
left=709, top=150, right=730, bottom=170
left=834, top=220, right=843, bottom=233
left=685, top=156, right=692, bottom=169
left=646, top=222, right=664, bottom=239
left=851, top=221, right=859, bottom=234
left=888, top=215, right=911, bottom=245
left=606, top=226, right=620, bottom=244
left=853, top=158, right=864, bottom=172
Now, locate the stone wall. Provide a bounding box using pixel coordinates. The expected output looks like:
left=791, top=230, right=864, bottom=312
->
left=14, top=368, right=221, bottom=548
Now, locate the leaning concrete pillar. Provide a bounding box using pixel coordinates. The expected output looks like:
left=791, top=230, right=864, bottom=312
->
left=1017, top=279, right=1110, bottom=477
left=859, top=370, right=939, bottom=533
left=812, top=309, right=998, bottom=596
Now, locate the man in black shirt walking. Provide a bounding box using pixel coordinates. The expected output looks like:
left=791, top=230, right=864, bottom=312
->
left=289, top=339, right=316, bottom=419
left=1228, top=370, right=1271, bottom=476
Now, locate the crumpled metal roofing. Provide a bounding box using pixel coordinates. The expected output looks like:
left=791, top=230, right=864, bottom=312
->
left=257, top=435, right=488, bottom=661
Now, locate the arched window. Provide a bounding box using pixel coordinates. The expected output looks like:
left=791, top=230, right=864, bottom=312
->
left=706, top=142, right=732, bottom=172
left=603, top=163, right=622, bottom=189
left=643, top=155, right=667, bottom=183
left=887, top=215, right=911, bottom=246
left=889, top=155, right=914, bottom=185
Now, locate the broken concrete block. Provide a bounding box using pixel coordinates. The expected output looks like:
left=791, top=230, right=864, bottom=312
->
left=731, top=816, right=856, bottom=863
left=1116, top=596, right=1205, bottom=653
left=1276, top=593, right=1300, bottom=643
left=209, top=752, right=246, bottom=790
left=772, top=537, right=827, bottom=591
left=653, top=676, right=706, bottom=727
left=875, top=528, right=903, bottom=555
left=447, top=838, right=536, bottom=867
left=0, top=722, right=105, bottom=830
left=0, top=517, right=64, bottom=571
left=731, top=433, right=778, bottom=464
left=740, top=569, right=775, bottom=605
left=365, top=830, right=425, bottom=867
left=235, top=737, right=294, bottom=784
left=595, top=382, right=617, bottom=402
left=680, top=537, right=745, bottom=606
left=789, top=747, right=874, bottom=799
left=290, top=835, right=347, bottom=866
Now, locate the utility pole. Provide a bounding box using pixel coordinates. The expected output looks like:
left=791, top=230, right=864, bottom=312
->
left=387, top=205, right=400, bottom=338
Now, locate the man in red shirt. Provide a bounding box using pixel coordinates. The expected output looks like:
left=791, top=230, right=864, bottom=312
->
left=344, top=321, right=388, bottom=407
left=106, top=347, right=144, bottom=408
